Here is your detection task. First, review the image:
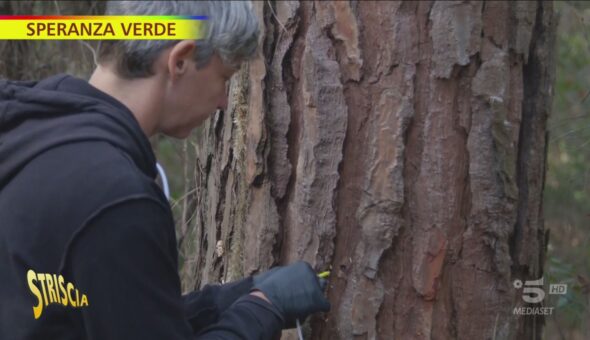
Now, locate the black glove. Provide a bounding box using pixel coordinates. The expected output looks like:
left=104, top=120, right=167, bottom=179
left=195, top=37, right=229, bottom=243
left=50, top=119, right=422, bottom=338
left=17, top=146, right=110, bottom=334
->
left=252, top=266, right=282, bottom=287
left=252, top=261, right=330, bottom=327
left=184, top=277, right=255, bottom=333
left=214, top=277, right=255, bottom=312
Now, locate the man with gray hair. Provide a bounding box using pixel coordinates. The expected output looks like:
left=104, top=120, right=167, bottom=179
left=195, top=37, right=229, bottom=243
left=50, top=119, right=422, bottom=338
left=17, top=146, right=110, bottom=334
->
left=0, top=1, right=329, bottom=339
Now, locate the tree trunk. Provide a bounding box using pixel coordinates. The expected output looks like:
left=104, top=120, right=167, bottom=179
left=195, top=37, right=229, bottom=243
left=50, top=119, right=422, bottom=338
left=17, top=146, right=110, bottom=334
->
left=180, top=1, right=556, bottom=339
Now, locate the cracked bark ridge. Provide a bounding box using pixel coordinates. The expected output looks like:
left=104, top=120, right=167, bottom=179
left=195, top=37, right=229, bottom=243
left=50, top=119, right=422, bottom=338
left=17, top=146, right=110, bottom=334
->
left=267, top=1, right=299, bottom=200
left=280, top=3, right=347, bottom=269
left=179, top=1, right=555, bottom=339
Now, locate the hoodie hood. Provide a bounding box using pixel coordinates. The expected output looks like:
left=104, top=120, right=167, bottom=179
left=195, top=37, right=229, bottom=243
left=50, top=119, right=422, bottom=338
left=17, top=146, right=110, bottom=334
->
left=0, top=74, right=157, bottom=188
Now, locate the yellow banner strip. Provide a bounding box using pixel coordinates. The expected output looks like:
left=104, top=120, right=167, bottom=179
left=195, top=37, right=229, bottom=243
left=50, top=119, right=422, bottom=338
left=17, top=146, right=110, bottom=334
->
left=0, top=16, right=206, bottom=40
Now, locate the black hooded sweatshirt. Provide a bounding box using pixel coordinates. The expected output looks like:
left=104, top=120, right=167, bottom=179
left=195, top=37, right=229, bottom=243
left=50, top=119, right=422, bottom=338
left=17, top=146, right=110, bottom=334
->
left=0, top=74, right=283, bottom=339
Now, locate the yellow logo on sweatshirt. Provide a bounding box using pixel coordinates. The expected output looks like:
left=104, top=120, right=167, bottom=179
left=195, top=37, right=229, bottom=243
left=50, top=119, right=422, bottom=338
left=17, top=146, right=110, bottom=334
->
left=27, top=269, right=89, bottom=319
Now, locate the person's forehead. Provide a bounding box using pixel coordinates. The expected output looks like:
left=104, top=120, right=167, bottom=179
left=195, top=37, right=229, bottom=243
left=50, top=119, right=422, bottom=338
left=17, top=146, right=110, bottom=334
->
left=209, top=53, right=239, bottom=76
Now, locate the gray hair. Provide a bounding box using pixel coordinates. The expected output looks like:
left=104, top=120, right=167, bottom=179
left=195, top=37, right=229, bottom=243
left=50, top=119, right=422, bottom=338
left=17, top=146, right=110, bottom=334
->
left=98, top=1, right=259, bottom=78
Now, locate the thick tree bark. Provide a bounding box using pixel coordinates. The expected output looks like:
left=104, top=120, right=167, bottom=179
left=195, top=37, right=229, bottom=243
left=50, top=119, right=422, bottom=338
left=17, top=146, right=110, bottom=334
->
left=179, top=1, right=556, bottom=339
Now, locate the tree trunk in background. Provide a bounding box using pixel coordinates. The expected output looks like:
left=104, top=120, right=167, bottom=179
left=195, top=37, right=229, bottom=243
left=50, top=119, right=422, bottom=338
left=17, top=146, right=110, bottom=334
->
left=180, top=1, right=555, bottom=339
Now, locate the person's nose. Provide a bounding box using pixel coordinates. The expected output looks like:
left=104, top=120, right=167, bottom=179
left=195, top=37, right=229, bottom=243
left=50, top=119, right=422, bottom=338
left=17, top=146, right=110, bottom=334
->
left=217, top=82, right=229, bottom=111
left=217, top=95, right=228, bottom=111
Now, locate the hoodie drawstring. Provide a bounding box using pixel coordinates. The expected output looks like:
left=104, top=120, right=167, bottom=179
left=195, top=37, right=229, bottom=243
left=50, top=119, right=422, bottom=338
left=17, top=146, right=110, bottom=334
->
left=156, top=162, right=170, bottom=201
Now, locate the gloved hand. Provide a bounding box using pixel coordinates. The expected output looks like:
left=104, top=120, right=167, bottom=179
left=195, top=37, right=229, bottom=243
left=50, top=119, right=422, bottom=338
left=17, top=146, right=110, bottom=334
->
left=252, top=266, right=282, bottom=286
left=252, top=261, right=330, bottom=328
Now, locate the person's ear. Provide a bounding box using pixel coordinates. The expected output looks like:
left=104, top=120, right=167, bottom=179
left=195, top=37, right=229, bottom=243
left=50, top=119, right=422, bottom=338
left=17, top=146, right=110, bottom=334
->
left=167, top=40, right=196, bottom=81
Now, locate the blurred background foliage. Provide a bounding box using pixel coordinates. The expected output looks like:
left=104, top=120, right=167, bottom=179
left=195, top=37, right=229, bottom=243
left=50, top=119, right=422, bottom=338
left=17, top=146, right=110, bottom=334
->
left=544, top=1, right=590, bottom=339
left=0, top=1, right=104, bottom=79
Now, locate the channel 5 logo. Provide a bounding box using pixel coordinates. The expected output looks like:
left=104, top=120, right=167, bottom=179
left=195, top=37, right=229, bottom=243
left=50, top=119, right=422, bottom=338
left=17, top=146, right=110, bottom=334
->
left=513, top=277, right=567, bottom=303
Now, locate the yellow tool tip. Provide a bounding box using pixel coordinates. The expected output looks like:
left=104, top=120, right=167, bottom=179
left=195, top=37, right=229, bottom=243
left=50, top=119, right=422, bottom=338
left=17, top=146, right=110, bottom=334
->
left=318, top=271, right=330, bottom=279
